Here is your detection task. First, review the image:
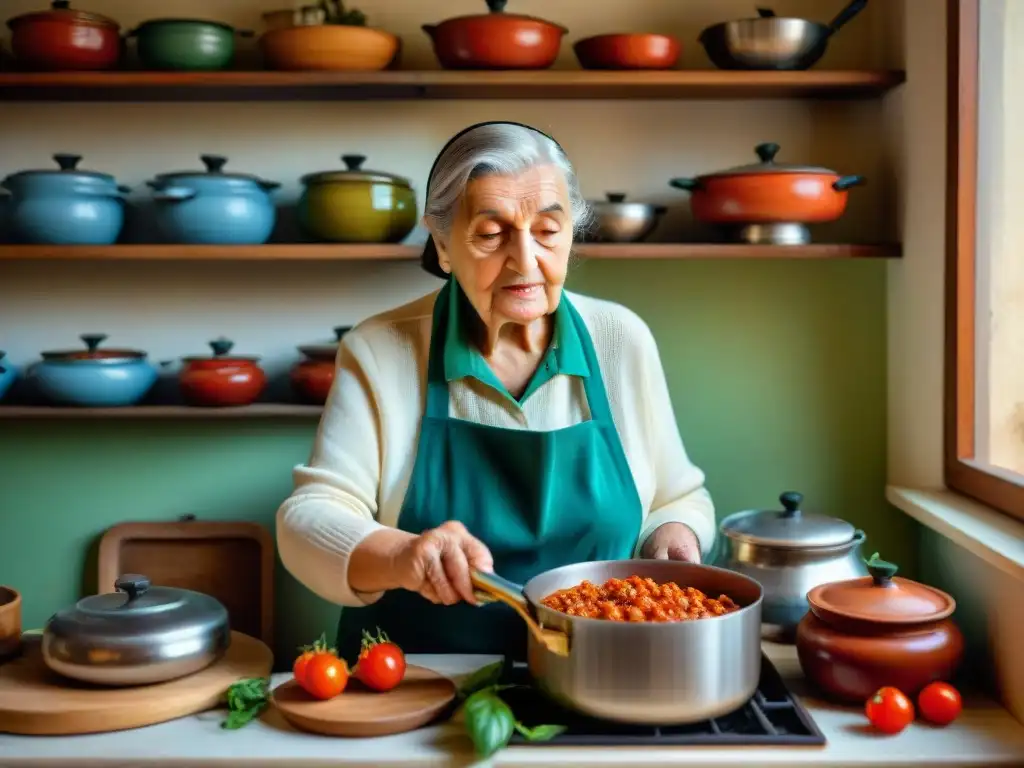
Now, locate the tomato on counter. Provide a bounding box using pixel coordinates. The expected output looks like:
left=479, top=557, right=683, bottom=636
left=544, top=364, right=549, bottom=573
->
left=865, top=687, right=915, bottom=734
left=918, top=682, right=963, bottom=726
left=355, top=627, right=406, bottom=692
left=292, top=633, right=349, bottom=700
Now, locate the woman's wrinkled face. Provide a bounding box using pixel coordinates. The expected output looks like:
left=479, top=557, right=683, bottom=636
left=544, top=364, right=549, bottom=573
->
left=431, top=164, right=574, bottom=328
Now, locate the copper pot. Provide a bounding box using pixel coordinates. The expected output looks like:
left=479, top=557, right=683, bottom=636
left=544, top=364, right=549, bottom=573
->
left=179, top=338, right=266, bottom=407
left=795, top=553, right=965, bottom=704
left=7, top=0, right=122, bottom=71
left=422, top=0, right=567, bottom=70
left=668, top=142, right=865, bottom=245
left=573, top=33, right=680, bottom=70
left=290, top=325, right=350, bottom=405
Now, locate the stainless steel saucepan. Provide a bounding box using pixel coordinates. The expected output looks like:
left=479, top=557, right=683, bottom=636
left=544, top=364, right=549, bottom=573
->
left=472, top=559, right=763, bottom=725
left=698, top=0, right=868, bottom=71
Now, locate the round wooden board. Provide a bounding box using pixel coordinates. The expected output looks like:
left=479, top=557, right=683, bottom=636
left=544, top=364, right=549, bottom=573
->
left=271, top=664, right=456, bottom=737
left=0, top=630, right=273, bottom=735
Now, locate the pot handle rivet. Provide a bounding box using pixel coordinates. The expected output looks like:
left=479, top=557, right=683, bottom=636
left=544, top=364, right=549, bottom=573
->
left=779, top=491, right=803, bottom=518
left=114, top=574, right=151, bottom=602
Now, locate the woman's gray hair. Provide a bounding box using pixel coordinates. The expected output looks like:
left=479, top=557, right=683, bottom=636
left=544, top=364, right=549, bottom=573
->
left=421, top=123, right=591, bottom=278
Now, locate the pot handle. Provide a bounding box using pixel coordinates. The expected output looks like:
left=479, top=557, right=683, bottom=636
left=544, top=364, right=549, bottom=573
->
left=668, top=177, right=703, bottom=192
left=833, top=175, right=866, bottom=191
left=152, top=186, right=198, bottom=203
left=826, top=0, right=869, bottom=37
left=470, top=569, right=527, bottom=611
left=114, top=574, right=151, bottom=603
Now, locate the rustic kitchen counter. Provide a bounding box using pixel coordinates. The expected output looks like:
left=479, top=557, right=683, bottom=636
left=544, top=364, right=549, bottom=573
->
left=1, top=643, right=1022, bottom=768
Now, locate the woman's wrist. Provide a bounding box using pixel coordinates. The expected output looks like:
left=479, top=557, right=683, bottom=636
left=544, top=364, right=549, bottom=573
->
left=348, top=527, right=415, bottom=594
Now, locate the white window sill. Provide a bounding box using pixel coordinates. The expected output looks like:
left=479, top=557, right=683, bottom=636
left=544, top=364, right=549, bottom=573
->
left=886, top=485, right=1024, bottom=581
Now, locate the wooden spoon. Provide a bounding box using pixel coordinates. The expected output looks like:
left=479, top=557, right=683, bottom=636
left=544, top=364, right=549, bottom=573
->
left=470, top=570, right=569, bottom=657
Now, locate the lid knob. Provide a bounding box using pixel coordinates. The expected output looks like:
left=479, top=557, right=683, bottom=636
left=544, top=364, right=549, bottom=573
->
left=864, top=551, right=899, bottom=586
left=80, top=333, right=107, bottom=352
left=756, top=7, right=776, bottom=17
left=485, top=0, right=509, bottom=12
left=333, top=325, right=352, bottom=340
left=606, top=192, right=627, bottom=203
left=341, top=154, right=366, bottom=171
left=52, top=0, right=71, bottom=9
left=114, top=574, right=151, bottom=603
left=754, top=142, right=781, bottom=164
left=209, top=338, right=234, bottom=357
left=54, top=154, right=82, bottom=172
left=778, top=490, right=803, bottom=519
left=201, top=155, right=228, bottom=174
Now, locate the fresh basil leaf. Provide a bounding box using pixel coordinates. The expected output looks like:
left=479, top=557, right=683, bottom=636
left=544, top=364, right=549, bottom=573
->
left=462, top=690, right=516, bottom=758
left=514, top=722, right=566, bottom=741
left=457, top=660, right=504, bottom=699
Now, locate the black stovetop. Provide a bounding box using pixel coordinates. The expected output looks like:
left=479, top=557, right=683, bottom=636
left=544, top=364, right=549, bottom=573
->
left=501, top=654, right=826, bottom=747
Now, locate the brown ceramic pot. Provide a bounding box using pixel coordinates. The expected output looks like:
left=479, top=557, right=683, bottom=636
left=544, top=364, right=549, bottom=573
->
left=422, top=0, right=567, bottom=70
left=573, top=33, right=681, bottom=70
left=796, top=553, right=965, bottom=703
left=290, top=325, right=350, bottom=405
left=179, top=338, right=266, bottom=407
left=0, top=586, right=21, bottom=661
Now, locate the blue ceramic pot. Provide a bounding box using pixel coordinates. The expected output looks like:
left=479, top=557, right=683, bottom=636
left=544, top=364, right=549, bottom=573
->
left=29, top=333, right=159, bottom=407
left=147, top=155, right=279, bottom=244
left=0, top=154, right=129, bottom=245
left=0, top=351, right=17, bottom=401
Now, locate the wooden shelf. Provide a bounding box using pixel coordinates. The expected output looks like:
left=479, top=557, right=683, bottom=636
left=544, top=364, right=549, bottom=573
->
left=0, top=70, right=906, bottom=102
left=0, top=404, right=323, bottom=419
left=0, top=243, right=902, bottom=261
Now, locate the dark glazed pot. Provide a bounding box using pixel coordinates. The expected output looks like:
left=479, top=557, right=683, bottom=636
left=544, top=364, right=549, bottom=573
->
left=290, top=326, right=350, bottom=405
left=179, top=339, right=266, bottom=407
left=796, top=553, right=965, bottom=703
left=127, top=18, right=253, bottom=71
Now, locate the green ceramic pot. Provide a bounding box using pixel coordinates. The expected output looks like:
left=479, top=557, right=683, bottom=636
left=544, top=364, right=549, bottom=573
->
left=298, top=154, right=418, bottom=244
left=128, top=18, right=253, bottom=71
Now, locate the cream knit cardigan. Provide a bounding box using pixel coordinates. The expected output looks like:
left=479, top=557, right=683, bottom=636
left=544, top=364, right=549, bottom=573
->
left=276, top=288, right=717, bottom=608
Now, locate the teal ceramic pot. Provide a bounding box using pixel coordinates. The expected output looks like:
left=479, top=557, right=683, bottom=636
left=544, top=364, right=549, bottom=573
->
left=28, top=334, right=158, bottom=407
left=0, top=352, right=17, bottom=401
left=128, top=18, right=253, bottom=71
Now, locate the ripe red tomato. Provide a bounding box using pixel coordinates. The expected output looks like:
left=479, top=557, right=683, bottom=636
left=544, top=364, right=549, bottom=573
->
left=866, top=687, right=915, bottom=734
left=355, top=627, right=406, bottom=692
left=918, top=682, right=962, bottom=726
left=292, top=633, right=334, bottom=687
left=301, top=653, right=349, bottom=700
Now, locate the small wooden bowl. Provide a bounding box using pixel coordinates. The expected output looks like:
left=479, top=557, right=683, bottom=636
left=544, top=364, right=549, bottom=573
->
left=573, top=33, right=681, bottom=70
left=259, top=25, right=400, bottom=71
left=0, top=587, right=22, bottom=662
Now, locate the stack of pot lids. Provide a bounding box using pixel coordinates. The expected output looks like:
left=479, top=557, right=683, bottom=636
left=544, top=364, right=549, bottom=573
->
left=719, top=490, right=857, bottom=548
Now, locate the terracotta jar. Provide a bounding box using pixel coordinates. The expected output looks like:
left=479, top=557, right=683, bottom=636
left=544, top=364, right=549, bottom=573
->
left=290, top=326, right=350, bottom=405
left=179, top=338, right=266, bottom=407
left=796, top=553, right=965, bottom=703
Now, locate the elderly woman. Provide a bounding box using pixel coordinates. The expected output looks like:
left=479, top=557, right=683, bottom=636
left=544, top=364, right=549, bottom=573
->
left=276, top=121, right=716, bottom=661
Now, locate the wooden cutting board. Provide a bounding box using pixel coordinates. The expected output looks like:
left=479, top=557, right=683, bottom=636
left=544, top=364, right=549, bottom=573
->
left=271, top=665, right=457, bottom=737
left=97, top=517, right=275, bottom=647
left=0, top=631, right=272, bottom=735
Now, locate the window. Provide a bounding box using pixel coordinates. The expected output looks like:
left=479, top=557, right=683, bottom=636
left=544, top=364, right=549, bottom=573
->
left=946, top=0, right=1024, bottom=521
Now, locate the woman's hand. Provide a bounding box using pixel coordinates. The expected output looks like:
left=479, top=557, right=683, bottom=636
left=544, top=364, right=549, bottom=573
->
left=641, top=522, right=702, bottom=563
left=390, top=521, right=494, bottom=605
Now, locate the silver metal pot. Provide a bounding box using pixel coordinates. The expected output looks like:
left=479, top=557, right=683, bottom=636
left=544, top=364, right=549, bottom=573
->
left=713, top=491, right=869, bottom=643
left=42, top=574, right=230, bottom=686
left=585, top=192, right=666, bottom=243
left=476, top=560, right=763, bottom=724
left=698, top=0, right=868, bottom=71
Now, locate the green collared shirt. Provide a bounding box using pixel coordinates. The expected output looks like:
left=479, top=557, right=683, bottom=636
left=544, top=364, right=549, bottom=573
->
left=442, top=280, right=590, bottom=405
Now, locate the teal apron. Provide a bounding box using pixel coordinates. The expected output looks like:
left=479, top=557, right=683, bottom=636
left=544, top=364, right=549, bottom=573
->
left=335, top=281, right=643, bottom=662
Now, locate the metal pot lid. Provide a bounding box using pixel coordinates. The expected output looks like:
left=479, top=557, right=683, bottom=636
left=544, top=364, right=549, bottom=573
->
left=8, top=1, right=119, bottom=30
left=182, top=338, right=260, bottom=363
left=53, top=574, right=228, bottom=635
left=151, top=155, right=280, bottom=189
left=808, top=553, right=956, bottom=626
left=432, top=0, right=567, bottom=31
left=700, top=143, right=838, bottom=178
left=298, top=325, right=351, bottom=359
left=41, top=333, right=148, bottom=363
left=719, top=491, right=856, bottom=548
left=300, top=154, right=412, bottom=187
left=2, top=154, right=116, bottom=186
left=590, top=192, right=666, bottom=212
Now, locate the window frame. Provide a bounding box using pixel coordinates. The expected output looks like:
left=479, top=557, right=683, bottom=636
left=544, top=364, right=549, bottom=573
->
left=944, top=0, right=1024, bottom=522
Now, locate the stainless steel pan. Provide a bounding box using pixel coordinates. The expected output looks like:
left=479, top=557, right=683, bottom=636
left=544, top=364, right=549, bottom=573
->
left=472, top=559, right=763, bottom=725
left=698, top=0, right=868, bottom=71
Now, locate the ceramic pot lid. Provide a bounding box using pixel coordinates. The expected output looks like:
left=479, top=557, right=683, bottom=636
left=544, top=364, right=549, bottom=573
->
left=718, top=491, right=857, bottom=548
left=432, top=0, right=567, bottom=31
left=8, top=1, right=119, bottom=30
left=300, top=154, right=411, bottom=187
left=41, top=333, right=148, bottom=363
left=182, top=338, right=260, bottom=363
left=808, top=552, right=957, bottom=626
left=298, top=325, right=351, bottom=359
left=699, top=143, right=838, bottom=178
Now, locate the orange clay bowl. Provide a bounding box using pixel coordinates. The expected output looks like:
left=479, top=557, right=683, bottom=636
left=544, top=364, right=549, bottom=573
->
left=573, top=33, right=681, bottom=70
left=259, top=25, right=399, bottom=71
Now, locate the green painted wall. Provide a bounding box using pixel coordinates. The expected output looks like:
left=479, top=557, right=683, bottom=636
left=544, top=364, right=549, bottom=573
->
left=0, top=259, right=915, bottom=668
